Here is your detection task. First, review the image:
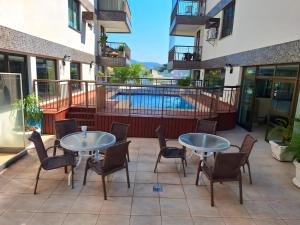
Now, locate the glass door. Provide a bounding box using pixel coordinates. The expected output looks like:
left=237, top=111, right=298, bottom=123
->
left=237, top=67, right=256, bottom=131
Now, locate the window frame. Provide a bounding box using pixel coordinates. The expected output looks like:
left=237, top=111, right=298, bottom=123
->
left=36, top=57, right=57, bottom=80
left=220, top=1, right=235, bottom=39
left=68, top=0, right=81, bottom=32
left=70, top=62, right=81, bottom=81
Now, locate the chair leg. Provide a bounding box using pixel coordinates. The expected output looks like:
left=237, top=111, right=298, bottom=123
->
left=185, top=158, right=188, bottom=167
left=83, top=161, right=89, bottom=186
left=64, top=166, right=68, bottom=174
left=53, top=145, right=57, bottom=156
left=125, top=161, right=130, bottom=188
left=71, top=166, right=74, bottom=189
left=239, top=176, right=243, bottom=204
left=242, top=165, right=245, bottom=173
left=34, top=165, right=42, bottom=195
left=181, top=158, right=186, bottom=177
left=210, top=181, right=214, bottom=207
left=127, top=151, right=130, bottom=162
left=195, top=159, right=202, bottom=185
left=154, top=153, right=161, bottom=173
left=246, top=161, right=253, bottom=185
left=102, top=175, right=107, bottom=200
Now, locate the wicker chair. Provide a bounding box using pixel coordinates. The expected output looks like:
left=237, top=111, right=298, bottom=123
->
left=29, top=131, right=76, bottom=194
left=110, top=122, right=130, bottom=161
left=195, top=119, right=218, bottom=185
left=54, top=119, right=77, bottom=156
left=154, top=125, right=187, bottom=176
left=201, top=152, right=246, bottom=207
left=195, top=119, right=217, bottom=134
left=83, top=141, right=131, bottom=200
left=231, top=134, right=257, bottom=184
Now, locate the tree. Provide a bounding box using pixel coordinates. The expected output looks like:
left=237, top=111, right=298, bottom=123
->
left=112, top=64, right=149, bottom=83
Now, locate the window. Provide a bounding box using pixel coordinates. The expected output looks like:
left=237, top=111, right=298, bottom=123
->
left=204, top=69, right=225, bottom=87
left=36, top=58, right=57, bottom=80
left=69, top=0, right=80, bottom=31
left=221, top=1, right=235, bottom=38
left=70, top=62, right=81, bottom=80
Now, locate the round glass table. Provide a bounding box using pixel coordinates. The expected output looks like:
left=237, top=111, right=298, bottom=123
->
left=178, top=133, right=231, bottom=156
left=60, top=131, right=116, bottom=167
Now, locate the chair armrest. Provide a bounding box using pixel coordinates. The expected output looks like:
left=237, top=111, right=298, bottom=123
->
left=230, top=145, right=241, bottom=150
left=46, top=145, right=59, bottom=151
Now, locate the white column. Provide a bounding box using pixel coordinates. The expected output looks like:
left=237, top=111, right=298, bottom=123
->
left=27, top=56, right=37, bottom=94
left=58, top=60, right=71, bottom=80
left=224, top=66, right=243, bottom=86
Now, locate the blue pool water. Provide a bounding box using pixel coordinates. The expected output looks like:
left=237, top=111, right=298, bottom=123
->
left=112, top=93, right=194, bottom=110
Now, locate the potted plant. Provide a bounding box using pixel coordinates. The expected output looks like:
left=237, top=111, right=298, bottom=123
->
left=287, top=121, right=300, bottom=188
left=99, top=34, right=108, bottom=46
left=118, top=45, right=126, bottom=57
left=268, top=125, right=294, bottom=162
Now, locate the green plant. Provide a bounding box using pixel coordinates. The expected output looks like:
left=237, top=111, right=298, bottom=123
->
left=12, top=94, right=43, bottom=131
left=118, top=45, right=125, bottom=52
left=99, top=34, right=108, bottom=43
left=267, top=125, right=292, bottom=145
left=177, top=76, right=191, bottom=87
left=287, top=120, right=300, bottom=162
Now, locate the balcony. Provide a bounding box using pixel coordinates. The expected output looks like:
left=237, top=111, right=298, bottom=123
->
left=96, top=41, right=131, bottom=67
left=168, top=45, right=202, bottom=69
left=170, top=0, right=209, bottom=36
left=97, top=0, right=132, bottom=33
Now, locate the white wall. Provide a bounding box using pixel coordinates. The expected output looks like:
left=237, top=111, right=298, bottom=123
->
left=201, top=0, right=300, bottom=61
left=27, top=56, right=37, bottom=93
left=224, top=66, right=242, bottom=86
left=82, top=63, right=95, bottom=81
left=0, top=0, right=95, bottom=55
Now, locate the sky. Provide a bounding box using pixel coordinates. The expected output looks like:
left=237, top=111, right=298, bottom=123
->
left=110, top=0, right=193, bottom=64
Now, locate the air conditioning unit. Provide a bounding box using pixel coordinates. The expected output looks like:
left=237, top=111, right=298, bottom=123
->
left=207, top=28, right=218, bottom=41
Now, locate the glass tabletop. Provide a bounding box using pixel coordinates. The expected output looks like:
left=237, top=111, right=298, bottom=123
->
left=178, top=133, right=230, bottom=152
left=60, top=131, right=116, bottom=152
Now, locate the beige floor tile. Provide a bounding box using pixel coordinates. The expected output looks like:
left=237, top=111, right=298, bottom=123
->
left=97, top=215, right=130, bottom=225
left=131, top=197, right=160, bottom=216
left=159, top=184, right=185, bottom=198
left=223, top=217, right=256, bottom=225
left=39, top=195, right=77, bottom=213
left=110, top=171, right=135, bottom=183
left=0, top=194, right=16, bottom=213
left=53, top=180, right=82, bottom=195
left=158, top=173, right=181, bottom=185
left=137, top=162, right=156, bottom=172
left=8, top=194, right=48, bottom=212
left=134, top=183, right=159, bottom=197
left=283, top=219, right=300, bottom=225
left=63, top=213, right=99, bottom=225
left=193, top=217, right=225, bottom=225
left=179, top=174, right=198, bottom=185
left=160, top=198, right=190, bottom=216
left=29, top=212, right=66, bottom=225
left=253, top=218, right=286, bottom=225
left=34, top=179, right=61, bottom=194
left=100, top=197, right=132, bottom=215
left=187, top=199, right=220, bottom=217
left=162, top=216, right=194, bottom=225
left=269, top=200, right=300, bottom=219
left=243, top=200, right=279, bottom=219
left=0, top=211, right=33, bottom=225
left=107, top=182, right=134, bottom=197
left=130, top=215, right=162, bottom=225
left=155, top=163, right=179, bottom=173
left=217, top=200, right=250, bottom=218
left=80, top=181, right=103, bottom=196
left=0, top=178, right=35, bottom=194
left=70, top=195, right=103, bottom=214
left=135, top=172, right=157, bottom=183
left=183, top=185, right=210, bottom=199
left=138, top=154, right=157, bottom=163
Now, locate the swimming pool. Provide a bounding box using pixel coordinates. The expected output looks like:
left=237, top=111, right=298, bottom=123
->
left=112, top=93, right=194, bottom=110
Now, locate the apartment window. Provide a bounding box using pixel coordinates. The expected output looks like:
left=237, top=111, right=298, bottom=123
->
left=36, top=58, right=57, bottom=80
left=204, top=69, right=225, bottom=87
left=68, top=0, right=80, bottom=31
left=221, top=1, right=235, bottom=38
left=70, top=62, right=81, bottom=80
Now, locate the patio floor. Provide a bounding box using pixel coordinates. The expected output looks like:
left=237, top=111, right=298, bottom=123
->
left=0, top=126, right=299, bottom=225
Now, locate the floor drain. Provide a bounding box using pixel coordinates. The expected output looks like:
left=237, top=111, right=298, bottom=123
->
left=153, top=183, right=163, bottom=192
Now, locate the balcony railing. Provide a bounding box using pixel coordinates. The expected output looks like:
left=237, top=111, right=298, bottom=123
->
left=34, top=79, right=240, bottom=119
left=172, top=0, right=206, bottom=19
left=169, top=45, right=202, bottom=61
left=99, top=41, right=131, bottom=59
left=99, top=0, right=131, bottom=21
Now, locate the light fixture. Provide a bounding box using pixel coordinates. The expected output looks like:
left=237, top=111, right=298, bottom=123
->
left=90, top=61, right=95, bottom=68
left=225, top=63, right=233, bottom=74
left=63, top=55, right=71, bottom=66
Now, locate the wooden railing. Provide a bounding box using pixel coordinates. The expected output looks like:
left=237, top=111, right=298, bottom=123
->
left=99, top=41, right=131, bottom=59
left=34, top=79, right=240, bottom=119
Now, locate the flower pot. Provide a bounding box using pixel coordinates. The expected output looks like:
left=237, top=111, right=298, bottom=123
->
left=269, top=140, right=293, bottom=162
left=293, top=160, right=300, bottom=188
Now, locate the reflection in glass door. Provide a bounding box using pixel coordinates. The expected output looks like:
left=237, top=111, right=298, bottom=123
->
left=238, top=67, right=256, bottom=131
